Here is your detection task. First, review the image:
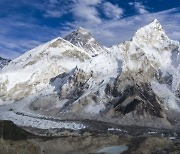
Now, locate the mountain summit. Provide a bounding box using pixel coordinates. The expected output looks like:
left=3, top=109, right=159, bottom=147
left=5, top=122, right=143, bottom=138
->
left=0, top=20, right=180, bottom=129
left=132, top=18, right=171, bottom=47
left=64, top=27, right=106, bottom=56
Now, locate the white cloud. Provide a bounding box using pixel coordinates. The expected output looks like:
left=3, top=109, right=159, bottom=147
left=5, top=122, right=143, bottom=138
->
left=0, top=16, right=62, bottom=59
left=76, top=0, right=102, bottom=5
left=0, top=0, right=179, bottom=60
left=132, top=2, right=148, bottom=14
left=103, top=2, right=123, bottom=19
left=71, top=0, right=102, bottom=24
left=128, top=2, right=134, bottom=6
left=0, top=51, right=21, bottom=60
left=42, top=0, right=103, bottom=19
left=0, top=37, right=43, bottom=59
left=44, top=10, right=65, bottom=18
left=66, top=8, right=180, bottom=46
left=40, top=0, right=70, bottom=18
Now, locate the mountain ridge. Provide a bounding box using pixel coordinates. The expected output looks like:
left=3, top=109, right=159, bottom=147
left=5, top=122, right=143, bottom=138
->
left=64, top=27, right=107, bottom=56
left=0, top=19, right=179, bottom=129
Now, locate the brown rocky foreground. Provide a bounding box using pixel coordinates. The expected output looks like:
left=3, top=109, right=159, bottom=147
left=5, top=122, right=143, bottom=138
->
left=0, top=120, right=180, bottom=154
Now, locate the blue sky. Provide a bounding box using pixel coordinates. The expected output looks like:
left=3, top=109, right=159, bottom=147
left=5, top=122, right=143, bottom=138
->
left=0, top=0, right=180, bottom=59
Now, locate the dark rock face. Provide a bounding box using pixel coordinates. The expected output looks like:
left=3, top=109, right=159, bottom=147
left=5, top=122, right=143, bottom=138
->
left=106, top=83, right=163, bottom=118
left=0, top=57, right=11, bottom=70
left=155, top=70, right=173, bottom=88
left=64, top=27, right=105, bottom=56
left=115, top=98, right=142, bottom=115
left=175, top=84, right=180, bottom=99
left=105, top=74, right=123, bottom=97
left=50, top=72, right=69, bottom=83
left=58, top=68, right=91, bottom=100
left=0, top=120, right=36, bottom=141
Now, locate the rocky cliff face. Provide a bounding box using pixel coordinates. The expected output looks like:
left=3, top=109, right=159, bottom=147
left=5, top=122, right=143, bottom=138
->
left=0, top=57, right=11, bottom=70
left=64, top=27, right=107, bottom=56
left=0, top=19, right=179, bottom=128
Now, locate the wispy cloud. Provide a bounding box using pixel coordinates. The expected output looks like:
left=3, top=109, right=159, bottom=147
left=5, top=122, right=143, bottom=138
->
left=0, top=39, right=43, bottom=59
left=103, top=2, right=123, bottom=19
left=67, top=7, right=180, bottom=46
left=44, top=10, right=65, bottom=18
left=0, top=15, right=62, bottom=59
left=0, top=0, right=179, bottom=60
left=71, top=0, right=102, bottom=24
left=42, top=0, right=69, bottom=18
left=129, top=2, right=149, bottom=14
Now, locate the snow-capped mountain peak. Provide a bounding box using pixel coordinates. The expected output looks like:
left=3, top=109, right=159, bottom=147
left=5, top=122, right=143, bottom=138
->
left=120, top=18, right=179, bottom=74
left=76, top=27, right=91, bottom=35
left=150, top=18, right=163, bottom=29
left=0, top=37, right=91, bottom=100
left=0, top=19, right=180, bottom=129
left=64, top=27, right=107, bottom=56
left=132, top=19, right=169, bottom=45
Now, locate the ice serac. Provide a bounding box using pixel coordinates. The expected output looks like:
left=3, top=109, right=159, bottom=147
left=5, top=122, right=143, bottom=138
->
left=0, top=57, right=11, bottom=70
left=0, top=19, right=180, bottom=129
left=64, top=27, right=107, bottom=56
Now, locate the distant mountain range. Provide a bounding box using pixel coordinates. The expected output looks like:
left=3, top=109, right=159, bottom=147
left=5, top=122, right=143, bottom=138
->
left=0, top=19, right=179, bottom=129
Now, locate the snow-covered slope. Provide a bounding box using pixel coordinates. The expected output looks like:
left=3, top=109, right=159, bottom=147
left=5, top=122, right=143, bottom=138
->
left=0, top=19, right=180, bottom=129
left=0, top=57, right=11, bottom=70
left=0, top=37, right=90, bottom=101
left=109, top=19, right=180, bottom=113
left=64, top=27, right=107, bottom=56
